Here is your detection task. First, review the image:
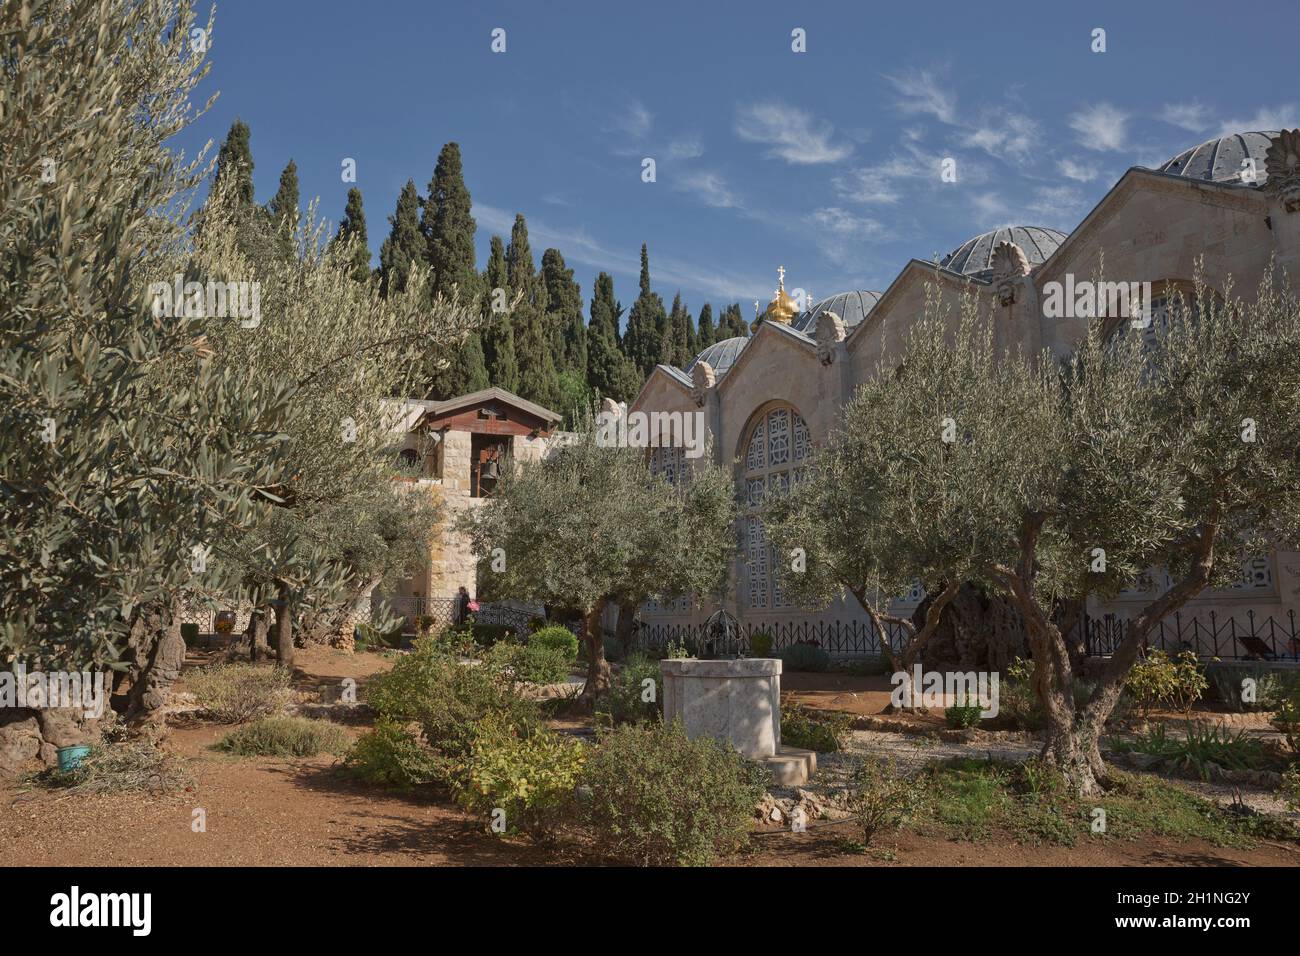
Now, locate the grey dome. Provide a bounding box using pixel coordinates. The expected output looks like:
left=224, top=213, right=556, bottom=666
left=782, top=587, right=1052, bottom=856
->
left=685, top=336, right=747, bottom=379
left=794, top=290, right=882, bottom=333
left=1156, top=131, right=1277, bottom=185
left=941, top=226, right=1067, bottom=281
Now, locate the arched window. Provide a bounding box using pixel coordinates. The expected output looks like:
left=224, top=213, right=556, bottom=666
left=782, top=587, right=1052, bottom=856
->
left=740, top=405, right=811, bottom=609
left=648, top=445, right=686, bottom=485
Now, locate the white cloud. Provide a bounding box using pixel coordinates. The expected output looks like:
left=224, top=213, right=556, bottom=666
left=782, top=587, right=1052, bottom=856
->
left=734, top=101, right=852, bottom=165
left=962, top=112, right=1041, bottom=162
left=884, top=68, right=958, bottom=124
left=1159, top=101, right=1211, bottom=133
left=1069, top=102, right=1130, bottom=152
left=1218, top=104, right=1298, bottom=135
left=1057, top=157, right=1099, bottom=182
left=810, top=206, right=885, bottom=240
left=614, top=100, right=653, bottom=139
left=970, top=192, right=1011, bottom=225
left=674, top=170, right=741, bottom=209
left=1027, top=186, right=1086, bottom=226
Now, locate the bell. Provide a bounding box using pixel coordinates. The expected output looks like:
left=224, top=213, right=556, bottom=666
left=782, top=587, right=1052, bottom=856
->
left=481, top=458, right=500, bottom=480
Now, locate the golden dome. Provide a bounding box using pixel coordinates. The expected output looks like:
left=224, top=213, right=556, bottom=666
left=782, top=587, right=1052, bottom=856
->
left=760, top=266, right=799, bottom=325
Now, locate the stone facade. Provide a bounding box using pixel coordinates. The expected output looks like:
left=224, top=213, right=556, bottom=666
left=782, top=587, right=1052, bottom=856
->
left=631, top=131, right=1300, bottom=654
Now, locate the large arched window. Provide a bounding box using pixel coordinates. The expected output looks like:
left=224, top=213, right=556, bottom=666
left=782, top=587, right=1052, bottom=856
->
left=740, top=405, right=811, bottom=609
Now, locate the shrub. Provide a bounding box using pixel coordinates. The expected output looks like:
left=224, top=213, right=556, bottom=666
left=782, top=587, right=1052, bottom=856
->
left=342, top=719, right=442, bottom=788
left=580, top=720, right=767, bottom=866
left=1111, top=721, right=1274, bottom=780
left=356, top=622, right=404, bottom=652
left=181, top=623, right=200, bottom=646
left=595, top=652, right=662, bottom=726
left=365, top=637, right=539, bottom=778
left=1281, top=765, right=1300, bottom=813
left=1207, top=664, right=1300, bottom=712
left=216, top=717, right=349, bottom=757
left=529, top=626, right=580, bottom=661
left=780, top=703, right=852, bottom=752
left=748, top=631, right=774, bottom=657
left=776, top=641, right=831, bottom=673
left=839, top=655, right=891, bottom=676
left=1270, top=694, right=1300, bottom=754
left=848, top=756, right=926, bottom=846
left=1125, top=650, right=1207, bottom=716
left=485, top=642, right=572, bottom=685
left=185, top=663, right=294, bottom=723
left=602, top=633, right=625, bottom=663
left=455, top=711, right=587, bottom=837
left=945, top=697, right=984, bottom=729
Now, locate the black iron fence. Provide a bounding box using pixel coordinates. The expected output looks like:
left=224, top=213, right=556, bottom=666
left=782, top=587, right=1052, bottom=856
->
left=1080, top=609, right=1300, bottom=662
left=633, top=617, right=910, bottom=657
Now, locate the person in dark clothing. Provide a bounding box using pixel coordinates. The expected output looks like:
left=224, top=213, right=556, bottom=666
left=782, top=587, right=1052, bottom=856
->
left=456, top=586, right=472, bottom=626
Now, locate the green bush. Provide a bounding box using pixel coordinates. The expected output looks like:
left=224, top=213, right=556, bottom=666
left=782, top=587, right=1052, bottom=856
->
left=1269, top=694, right=1300, bottom=754
left=1125, top=650, right=1207, bottom=716
left=595, top=652, right=662, bottom=726
left=216, top=716, right=349, bottom=757
left=185, top=663, right=294, bottom=723
left=356, top=622, right=404, bottom=651
left=1281, top=765, right=1300, bottom=813
left=776, top=642, right=831, bottom=673
left=839, top=655, right=891, bottom=676
left=456, top=711, right=587, bottom=837
left=849, top=756, right=927, bottom=846
left=780, top=703, right=852, bottom=752
left=1110, top=721, right=1275, bottom=780
left=342, top=719, right=442, bottom=788
left=580, top=720, right=766, bottom=866
left=945, top=697, right=984, bottom=729
left=365, top=637, right=539, bottom=779
left=602, top=633, right=625, bottom=663
left=529, top=626, right=580, bottom=661
left=181, top=623, right=200, bottom=646
left=748, top=631, right=774, bottom=657
left=1207, top=664, right=1300, bottom=712
left=485, top=642, right=572, bottom=685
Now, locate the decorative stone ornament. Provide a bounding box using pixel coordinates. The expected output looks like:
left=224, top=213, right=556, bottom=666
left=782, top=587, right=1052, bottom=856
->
left=690, top=360, right=716, bottom=407
left=990, top=240, right=1030, bottom=306
left=814, top=310, right=846, bottom=365
left=1264, top=129, right=1300, bottom=212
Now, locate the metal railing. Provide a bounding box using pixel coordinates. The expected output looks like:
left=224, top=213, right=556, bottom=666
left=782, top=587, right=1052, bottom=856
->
left=1080, top=609, right=1300, bottom=661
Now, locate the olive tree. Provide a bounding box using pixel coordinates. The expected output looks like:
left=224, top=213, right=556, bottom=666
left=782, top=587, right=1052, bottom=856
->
left=0, top=0, right=294, bottom=695
left=458, top=421, right=737, bottom=701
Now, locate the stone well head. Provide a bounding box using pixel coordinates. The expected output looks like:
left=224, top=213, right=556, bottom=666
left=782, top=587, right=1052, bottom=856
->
left=660, top=657, right=781, bottom=759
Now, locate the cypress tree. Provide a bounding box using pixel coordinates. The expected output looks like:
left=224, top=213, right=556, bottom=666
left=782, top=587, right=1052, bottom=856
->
left=379, top=180, right=424, bottom=297
left=423, top=142, right=480, bottom=306
left=622, top=244, right=668, bottom=377
left=587, top=272, right=638, bottom=401
left=718, top=302, right=749, bottom=339
left=267, top=159, right=300, bottom=239
left=508, top=215, right=559, bottom=408
left=332, top=187, right=371, bottom=283
left=214, top=118, right=255, bottom=207
left=696, top=303, right=716, bottom=351
left=541, top=248, right=585, bottom=373
left=481, top=235, right=519, bottom=391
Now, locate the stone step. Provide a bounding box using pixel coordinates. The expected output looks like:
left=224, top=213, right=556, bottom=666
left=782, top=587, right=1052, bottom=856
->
left=760, top=746, right=816, bottom=786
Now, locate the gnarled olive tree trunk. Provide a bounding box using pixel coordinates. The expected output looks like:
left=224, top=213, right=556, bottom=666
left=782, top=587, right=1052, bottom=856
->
left=579, top=598, right=611, bottom=703
left=273, top=579, right=294, bottom=669
left=124, top=595, right=186, bottom=723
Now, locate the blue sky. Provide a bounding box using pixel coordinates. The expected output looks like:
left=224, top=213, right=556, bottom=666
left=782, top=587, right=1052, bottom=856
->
left=176, top=0, right=1298, bottom=323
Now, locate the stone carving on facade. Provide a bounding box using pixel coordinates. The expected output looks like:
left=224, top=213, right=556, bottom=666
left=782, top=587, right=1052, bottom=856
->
left=814, top=310, right=845, bottom=365
left=1264, top=128, right=1300, bottom=212
left=690, top=360, right=715, bottom=407
left=990, top=240, right=1030, bottom=306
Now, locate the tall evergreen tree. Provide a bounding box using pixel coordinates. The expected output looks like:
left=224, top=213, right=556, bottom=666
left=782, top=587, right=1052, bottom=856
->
left=541, top=248, right=586, bottom=373
left=696, top=303, right=716, bottom=351
left=586, top=272, right=638, bottom=402
left=379, top=180, right=424, bottom=297
left=481, top=235, right=519, bottom=391
left=214, top=118, right=255, bottom=206
left=622, top=244, right=668, bottom=377
left=507, top=215, right=559, bottom=408
left=662, top=292, right=695, bottom=368
left=267, top=159, right=300, bottom=238
left=422, top=142, right=479, bottom=305
left=332, top=187, right=371, bottom=283
left=718, top=302, right=749, bottom=339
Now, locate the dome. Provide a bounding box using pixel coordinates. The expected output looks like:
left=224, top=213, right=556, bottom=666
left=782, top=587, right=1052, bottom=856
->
left=940, top=226, right=1067, bottom=281
left=685, top=336, right=747, bottom=379
left=794, top=290, right=882, bottom=333
left=1155, top=131, right=1278, bottom=185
